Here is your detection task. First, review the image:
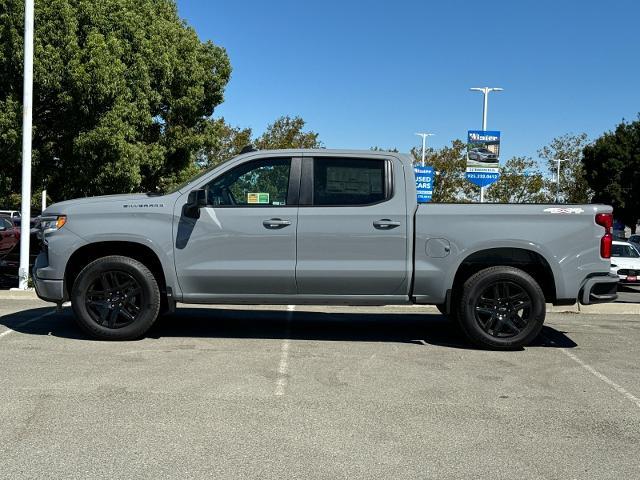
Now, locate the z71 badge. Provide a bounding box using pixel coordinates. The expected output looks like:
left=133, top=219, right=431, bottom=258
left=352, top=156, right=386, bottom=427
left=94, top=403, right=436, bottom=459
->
left=543, top=207, right=584, bottom=214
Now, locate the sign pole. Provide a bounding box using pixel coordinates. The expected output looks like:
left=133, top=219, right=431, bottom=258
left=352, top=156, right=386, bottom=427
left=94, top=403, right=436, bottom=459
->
left=18, top=0, right=34, bottom=290
left=470, top=87, right=503, bottom=203
left=480, top=90, right=488, bottom=203
left=555, top=158, right=566, bottom=203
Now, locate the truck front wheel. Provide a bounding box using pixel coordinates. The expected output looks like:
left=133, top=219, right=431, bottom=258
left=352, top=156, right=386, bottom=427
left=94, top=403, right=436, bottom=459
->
left=456, top=266, right=546, bottom=350
left=71, top=255, right=161, bottom=340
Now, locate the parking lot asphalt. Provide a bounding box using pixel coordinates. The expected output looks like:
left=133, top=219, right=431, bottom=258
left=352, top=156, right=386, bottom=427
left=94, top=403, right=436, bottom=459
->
left=0, top=299, right=639, bottom=479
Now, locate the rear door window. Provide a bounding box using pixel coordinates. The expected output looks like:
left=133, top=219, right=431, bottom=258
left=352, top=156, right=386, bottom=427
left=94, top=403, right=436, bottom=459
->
left=313, top=158, right=388, bottom=206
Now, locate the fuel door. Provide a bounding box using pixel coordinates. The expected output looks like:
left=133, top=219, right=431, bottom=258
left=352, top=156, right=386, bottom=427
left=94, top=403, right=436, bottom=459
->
left=426, top=238, right=451, bottom=258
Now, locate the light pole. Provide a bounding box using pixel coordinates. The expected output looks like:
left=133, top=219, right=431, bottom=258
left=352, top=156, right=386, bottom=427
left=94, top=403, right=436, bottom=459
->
left=18, top=0, right=34, bottom=290
left=470, top=87, right=503, bottom=203
left=555, top=158, right=566, bottom=203
left=415, top=132, right=434, bottom=167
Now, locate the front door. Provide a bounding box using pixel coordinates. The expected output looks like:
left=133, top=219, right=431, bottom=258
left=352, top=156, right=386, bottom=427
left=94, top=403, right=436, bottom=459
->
left=174, top=157, right=299, bottom=299
left=296, top=155, right=408, bottom=296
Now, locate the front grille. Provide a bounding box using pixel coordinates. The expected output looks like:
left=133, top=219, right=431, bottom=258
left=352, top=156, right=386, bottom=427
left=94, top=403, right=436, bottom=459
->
left=617, top=269, right=638, bottom=276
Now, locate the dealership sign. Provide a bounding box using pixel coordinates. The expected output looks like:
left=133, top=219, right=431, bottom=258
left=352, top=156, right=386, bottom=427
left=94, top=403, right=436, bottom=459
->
left=414, top=166, right=434, bottom=203
left=465, top=130, right=501, bottom=188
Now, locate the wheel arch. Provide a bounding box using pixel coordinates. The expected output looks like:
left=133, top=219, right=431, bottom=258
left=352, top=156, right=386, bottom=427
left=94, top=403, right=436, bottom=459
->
left=64, top=241, right=169, bottom=300
left=451, top=247, right=557, bottom=303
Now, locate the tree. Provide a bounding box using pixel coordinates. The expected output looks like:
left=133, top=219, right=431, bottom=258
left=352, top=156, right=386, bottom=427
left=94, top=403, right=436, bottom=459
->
left=197, top=118, right=252, bottom=169
left=486, top=156, right=548, bottom=203
left=539, top=133, right=592, bottom=203
left=193, top=115, right=321, bottom=171
left=411, top=140, right=476, bottom=202
left=0, top=0, right=231, bottom=206
left=254, top=116, right=321, bottom=150
left=583, top=117, right=640, bottom=228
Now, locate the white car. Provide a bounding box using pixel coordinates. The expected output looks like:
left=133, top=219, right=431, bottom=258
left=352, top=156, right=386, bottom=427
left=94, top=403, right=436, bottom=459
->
left=610, top=241, right=640, bottom=284
left=0, top=210, right=20, bottom=223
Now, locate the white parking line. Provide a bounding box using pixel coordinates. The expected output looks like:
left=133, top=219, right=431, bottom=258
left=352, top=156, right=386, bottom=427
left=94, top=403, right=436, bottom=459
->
left=0, top=310, right=55, bottom=339
left=557, top=347, right=640, bottom=410
left=275, top=305, right=294, bottom=396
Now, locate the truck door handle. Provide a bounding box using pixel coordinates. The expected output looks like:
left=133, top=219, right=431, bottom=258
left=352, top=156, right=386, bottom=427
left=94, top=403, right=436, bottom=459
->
left=263, top=218, right=291, bottom=229
left=373, top=219, right=401, bottom=229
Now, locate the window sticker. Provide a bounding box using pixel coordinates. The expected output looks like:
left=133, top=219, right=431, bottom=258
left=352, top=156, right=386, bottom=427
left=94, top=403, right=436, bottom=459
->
left=248, top=192, right=270, bottom=204
left=326, top=167, right=381, bottom=194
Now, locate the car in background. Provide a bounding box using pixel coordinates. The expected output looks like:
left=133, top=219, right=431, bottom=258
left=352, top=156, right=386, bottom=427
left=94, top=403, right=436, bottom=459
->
left=610, top=240, right=640, bottom=284
left=0, top=215, right=20, bottom=260
left=468, top=147, right=499, bottom=164
left=0, top=210, right=21, bottom=225
left=628, top=234, right=640, bottom=247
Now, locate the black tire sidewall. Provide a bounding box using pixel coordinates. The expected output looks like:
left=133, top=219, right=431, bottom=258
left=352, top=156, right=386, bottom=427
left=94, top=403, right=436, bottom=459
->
left=457, top=267, right=546, bottom=350
left=71, top=256, right=160, bottom=340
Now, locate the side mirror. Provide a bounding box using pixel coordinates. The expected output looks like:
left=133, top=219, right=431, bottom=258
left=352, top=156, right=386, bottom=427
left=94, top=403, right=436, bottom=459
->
left=184, top=188, right=208, bottom=218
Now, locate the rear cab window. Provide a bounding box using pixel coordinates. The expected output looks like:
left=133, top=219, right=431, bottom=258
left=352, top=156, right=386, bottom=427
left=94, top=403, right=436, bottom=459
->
left=311, top=157, right=389, bottom=206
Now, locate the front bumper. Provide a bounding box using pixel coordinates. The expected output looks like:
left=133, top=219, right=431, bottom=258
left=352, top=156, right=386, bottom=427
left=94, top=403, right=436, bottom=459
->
left=33, top=275, right=65, bottom=303
left=579, top=273, right=619, bottom=305
left=32, top=252, right=66, bottom=303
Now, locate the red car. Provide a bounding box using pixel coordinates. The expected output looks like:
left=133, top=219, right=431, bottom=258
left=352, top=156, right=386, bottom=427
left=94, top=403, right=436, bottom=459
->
left=0, top=215, right=20, bottom=261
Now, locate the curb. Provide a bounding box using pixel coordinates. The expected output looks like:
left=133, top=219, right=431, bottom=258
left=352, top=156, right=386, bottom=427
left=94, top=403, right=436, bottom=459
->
left=548, top=303, right=640, bottom=315
left=0, top=290, right=638, bottom=314
left=1, top=289, right=39, bottom=300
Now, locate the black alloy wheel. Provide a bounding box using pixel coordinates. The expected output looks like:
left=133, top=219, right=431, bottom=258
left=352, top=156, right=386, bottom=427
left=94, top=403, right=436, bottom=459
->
left=456, top=266, right=546, bottom=350
left=474, top=281, right=532, bottom=338
left=85, top=271, right=143, bottom=329
left=71, top=255, right=161, bottom=340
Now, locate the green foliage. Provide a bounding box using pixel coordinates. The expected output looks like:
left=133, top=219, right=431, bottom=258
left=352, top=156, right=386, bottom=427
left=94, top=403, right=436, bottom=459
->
left=486, top=156, right=548, bottom=203
left=196, top=115, right=320, bottom=169
left=159, top=115, right=321, bottom=194
left=583, top=117, right=640, bottom=227
left=411, top=140, right=477, bottom=202
left=254, top=116, right=321, bottom=150
left=197, top=117, right=252, bottom=169
left=539, top=133, right=592, bottom=203
left=0, top=0, right=230, bottom=205
left=370, top=146, right=399, bottom=152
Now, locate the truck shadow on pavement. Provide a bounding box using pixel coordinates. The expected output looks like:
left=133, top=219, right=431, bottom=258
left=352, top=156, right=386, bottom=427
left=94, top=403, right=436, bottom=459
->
left=0, top=306, right=577, bottom=350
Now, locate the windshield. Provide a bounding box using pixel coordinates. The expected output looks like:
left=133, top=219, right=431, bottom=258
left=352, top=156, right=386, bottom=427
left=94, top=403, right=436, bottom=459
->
left=612, top=243, right=640, bottom=258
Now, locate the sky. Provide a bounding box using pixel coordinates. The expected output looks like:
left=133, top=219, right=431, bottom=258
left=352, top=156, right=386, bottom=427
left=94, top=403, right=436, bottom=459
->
left=176, top=0, right=640, bottom=167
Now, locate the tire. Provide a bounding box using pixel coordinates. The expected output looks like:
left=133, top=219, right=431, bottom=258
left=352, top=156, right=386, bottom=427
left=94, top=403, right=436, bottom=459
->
left=71, top=255, right=161, bottom=340
left=455, top=266, right=545, bottom=350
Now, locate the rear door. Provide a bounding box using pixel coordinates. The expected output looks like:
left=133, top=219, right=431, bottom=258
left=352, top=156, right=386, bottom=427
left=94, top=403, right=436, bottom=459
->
left=295, top=154, right=408, bottom=296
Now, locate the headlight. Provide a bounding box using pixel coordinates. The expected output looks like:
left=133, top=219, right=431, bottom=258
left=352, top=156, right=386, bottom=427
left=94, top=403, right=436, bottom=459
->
left=40, top=215, right=67, bottom=235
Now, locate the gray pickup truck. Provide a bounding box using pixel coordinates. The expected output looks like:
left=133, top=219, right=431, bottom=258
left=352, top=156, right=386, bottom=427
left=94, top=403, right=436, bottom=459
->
left=33, top=149, right=618, bottom=349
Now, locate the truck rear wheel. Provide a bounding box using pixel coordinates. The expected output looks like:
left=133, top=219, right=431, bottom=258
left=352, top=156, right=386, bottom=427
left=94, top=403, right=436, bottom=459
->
left=71, top=255, right=161, bottom=340
left=455, top=266, right=545, bottom=350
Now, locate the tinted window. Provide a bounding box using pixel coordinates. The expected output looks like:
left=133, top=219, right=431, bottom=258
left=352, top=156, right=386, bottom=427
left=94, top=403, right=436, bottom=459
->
left=206, top=158, right=291, bottom=206
left=1, top=218, right=11, bottom=229
left=612, top=244, right=640, bottom=258
left=313, top=158, right=387, bottom=206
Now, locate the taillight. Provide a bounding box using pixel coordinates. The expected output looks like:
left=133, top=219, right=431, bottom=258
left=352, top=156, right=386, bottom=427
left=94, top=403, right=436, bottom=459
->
left=595, top=213, right=613, bottom=259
